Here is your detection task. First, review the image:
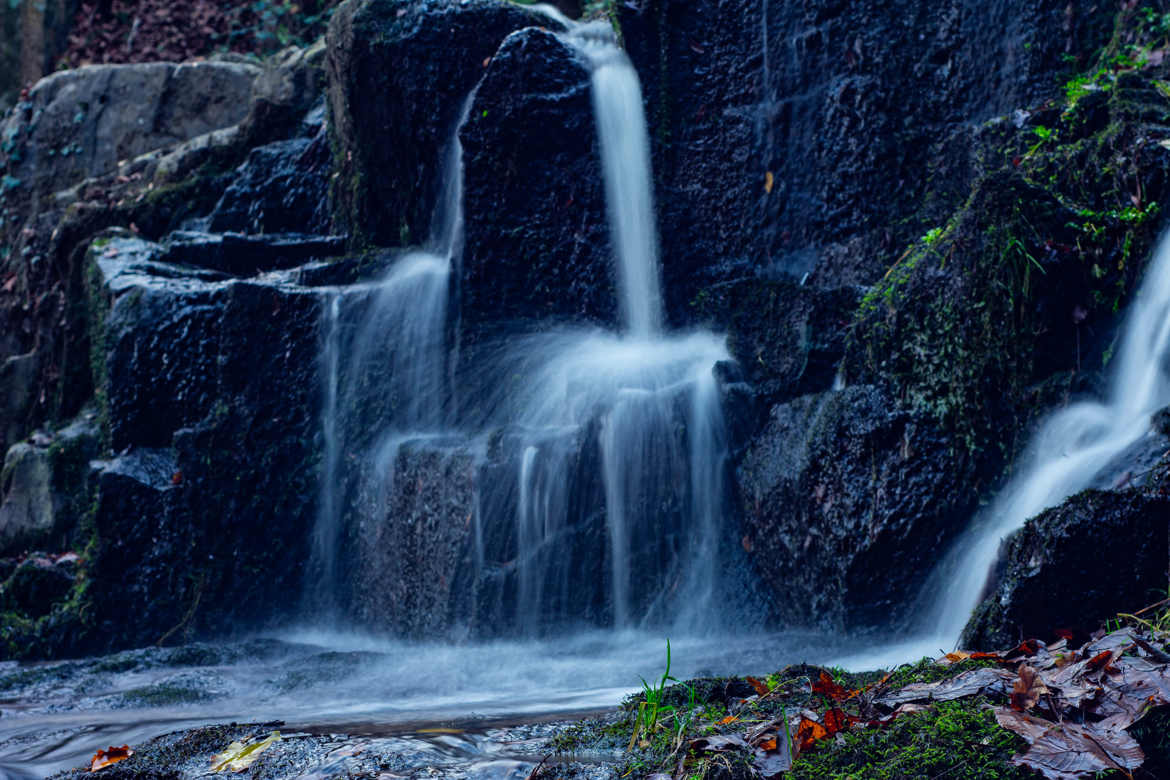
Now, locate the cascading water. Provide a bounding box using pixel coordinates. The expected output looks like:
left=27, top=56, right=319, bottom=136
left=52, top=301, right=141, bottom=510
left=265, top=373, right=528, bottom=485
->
left=840, top=232, right=1170, bottom=666
left=309, top=15, right=737, bottom=634
left=306, top=93, right=475, bottom=614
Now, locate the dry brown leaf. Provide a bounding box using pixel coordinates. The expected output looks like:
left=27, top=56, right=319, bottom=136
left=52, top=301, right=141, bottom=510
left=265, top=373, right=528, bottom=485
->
left=1010, top=663, right=1050, bottom=711
left=996, top=709, right=1143, bottom=780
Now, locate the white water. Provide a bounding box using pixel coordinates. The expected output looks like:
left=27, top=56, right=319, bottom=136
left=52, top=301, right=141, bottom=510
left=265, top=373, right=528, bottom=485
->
left=304, top=15, right=737, bottom=634
left=887, top=232, right=1170, bottom=656
left=573, top=23, right=665, bottom=337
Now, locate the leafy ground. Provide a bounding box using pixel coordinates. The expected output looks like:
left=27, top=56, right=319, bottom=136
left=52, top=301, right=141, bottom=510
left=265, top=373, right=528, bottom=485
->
left=58, top=0, right=338, bottom=69
left=542, top=603, right=1170, bottom=780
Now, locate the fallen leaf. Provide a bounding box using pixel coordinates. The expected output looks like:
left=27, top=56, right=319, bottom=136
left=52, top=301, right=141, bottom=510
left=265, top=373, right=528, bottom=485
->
left=718, top=714, right=739, bottom=725
left=1010, top=664, right=1049, bottom=711
left=211, top=731, right=280, bottom=773
left=91, top=745, right=133, bottom=772
left=996, top=709, right=1143, bottom=779
left=876, top=667, right=1015, bottom=707
left=822, top=708, right=850, bottom=736
left=795, top=717, right=828, bottom=752
left=745, top=676, right=770, bottom=696
left=764, top=171, right=774, bottom=194
left=689, top=734, right=749, bottom=753
left=812, top=670, right=852, bottom=701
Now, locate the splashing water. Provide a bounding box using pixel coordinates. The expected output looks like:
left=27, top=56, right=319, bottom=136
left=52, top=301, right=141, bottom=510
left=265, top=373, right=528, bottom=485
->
left=836, top=232, right=1170, bottom=668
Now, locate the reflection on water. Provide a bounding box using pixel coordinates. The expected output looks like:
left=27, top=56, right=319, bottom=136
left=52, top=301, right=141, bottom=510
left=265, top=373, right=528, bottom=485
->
left=0, top=630, right=855, bottom=776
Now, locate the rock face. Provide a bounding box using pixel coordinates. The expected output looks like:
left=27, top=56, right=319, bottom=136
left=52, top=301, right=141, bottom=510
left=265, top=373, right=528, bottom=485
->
left=76, top=235, right=330, bottom=652
left=460, top=27, right=610, bottom=335
left=619, top=0, right=1115, bottom=309
left=962, top=489, right=1170, bottom=650
left=738, top=385, right=979, bottom=629
left=326, top=0, right=551, bottom=247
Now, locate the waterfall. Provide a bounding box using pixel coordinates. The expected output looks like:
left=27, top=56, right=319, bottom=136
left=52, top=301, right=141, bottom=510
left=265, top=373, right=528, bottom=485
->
left=922, top=232, right=1170, bottom=645
left=573, top=23, right=664, bottom=337
left=311, top=17, right=737, bottom=634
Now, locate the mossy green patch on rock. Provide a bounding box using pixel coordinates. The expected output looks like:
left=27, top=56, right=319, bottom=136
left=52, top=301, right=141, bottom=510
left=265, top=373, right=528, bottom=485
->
left=846, top=8, right=1170, bottom=467
left=788, top=698, right=1030, bottom=780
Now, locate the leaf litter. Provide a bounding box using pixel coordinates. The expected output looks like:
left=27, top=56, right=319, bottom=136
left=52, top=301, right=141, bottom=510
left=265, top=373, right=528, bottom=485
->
left=674, top=618, right=1170, bottom=779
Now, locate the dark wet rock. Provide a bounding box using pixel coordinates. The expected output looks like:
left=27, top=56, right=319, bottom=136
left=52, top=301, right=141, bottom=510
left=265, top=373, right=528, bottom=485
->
left=160, top=231, right=344, bottom=276
left=460, top=27, right=609, bottom=335
left=618, top=0, right=1115, bottom=308
left=0, top=552, right=78, bottom=614
left=738, top=385, right=979, bottom=629
left=962, top=489, right=1170, bottom=650
left=691, top=278, right=860, bottom=408
left=59, top=235, right=325, bottom=653
left=239, top=40, right=328, bottom=148
left=83, top=448, right=189, bottom=650
left=0, top=412, right=99, bottom=556
left=0, top=61, right=258, bottom=202
left=206, top=132, right=334, bottom=236
left=325, top=0, right=553, bottom=247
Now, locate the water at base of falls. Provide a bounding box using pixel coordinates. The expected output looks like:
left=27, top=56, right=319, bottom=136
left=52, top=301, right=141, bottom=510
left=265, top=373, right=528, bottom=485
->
left=0, top=630, right=849, bottom=777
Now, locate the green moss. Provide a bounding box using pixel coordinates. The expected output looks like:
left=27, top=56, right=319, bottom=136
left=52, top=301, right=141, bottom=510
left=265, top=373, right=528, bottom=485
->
left=788, top=698, right=1030, bottom=780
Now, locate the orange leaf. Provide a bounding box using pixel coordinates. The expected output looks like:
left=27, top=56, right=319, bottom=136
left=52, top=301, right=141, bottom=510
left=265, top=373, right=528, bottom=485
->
left=758, top=737, right=777, bottom=751
left=1009, top=664, right=1049, bottom=711
left=91, top=745, right=133, bottom=772
left=764, top=171, right=775, bottom=194
left=795, top=718, right=828, bottom=752
left=1085, top=650, right=1114, bottom=672
left=822, top=707, right=850, bottom=736
left=718, top=715, right=739, bottom=725
left=944, top=651, right=971, bottom=664
left=746, top=676, right=770, bottom=696
left=812, top=670, right=851, bottom=701
left=1011, top=639, right=1041, bottom=657
left=969, top=651, right=1005, bottom=661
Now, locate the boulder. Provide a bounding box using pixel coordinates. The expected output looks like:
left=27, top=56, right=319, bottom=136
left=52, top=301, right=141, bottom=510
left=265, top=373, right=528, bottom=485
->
left=0, top=412, right=99, bottom=556
left=325, top=0, right=552, bottom=246
left=0, top=351, right=39, bottom=454
left=0, top=551, right=79, bottom=615
left=690, top=277, right=860, bottom=408
left=460, top=27, right=609, bottom=335
left=1, top=61, right=259, bottom=202
left=738, top=385, right=979, bottom=629
left=962, top=489, right=1170, bottom=650
left=71, top=234, right=329, bottom=651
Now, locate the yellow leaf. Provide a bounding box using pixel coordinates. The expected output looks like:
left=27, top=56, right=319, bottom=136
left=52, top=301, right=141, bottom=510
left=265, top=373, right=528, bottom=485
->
left=211, top=731, right=280, bottom=773
left=764, top=171, right=775, bottom=194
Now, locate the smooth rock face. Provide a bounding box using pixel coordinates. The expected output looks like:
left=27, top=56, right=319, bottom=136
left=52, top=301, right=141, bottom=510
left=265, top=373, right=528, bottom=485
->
left=0, top=414, right=98, bottom=555
left=0, top=443, right=53, bottom=553
left=738, top=385, right=977, bottom=629
left=326, top=0, right=551, bottom=246
left=461, top=27, right=610, bottom=334
left=962, top=489, right=1170, bottom=650
left=1, top=61, right=258, bottom=199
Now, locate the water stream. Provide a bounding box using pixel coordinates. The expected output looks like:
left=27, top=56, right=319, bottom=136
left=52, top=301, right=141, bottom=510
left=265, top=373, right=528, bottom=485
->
left=834, top=231, right=1170, bottom=669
